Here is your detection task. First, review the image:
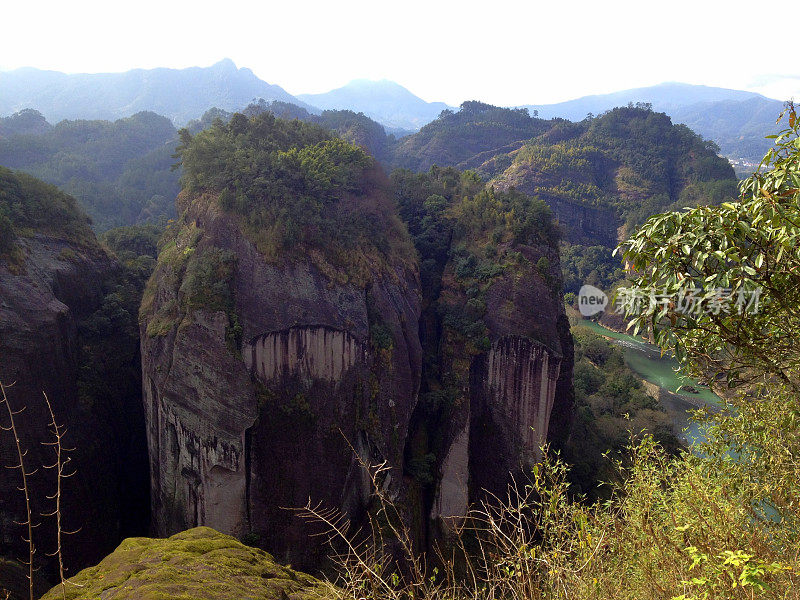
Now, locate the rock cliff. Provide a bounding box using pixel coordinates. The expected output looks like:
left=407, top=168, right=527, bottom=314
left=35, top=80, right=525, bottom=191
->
left=141, top=114, right=423, bottom=567
left=141, top=194, right=422, bottom=566
left=438, top=241, right=573, bottom=518
left=392, top=168, right=574, bottom=545
left=488, top=144, right=624, bottom=246
left=0, top=168, right=149, bottom=578
left=142, top=114, right=574, bottom=567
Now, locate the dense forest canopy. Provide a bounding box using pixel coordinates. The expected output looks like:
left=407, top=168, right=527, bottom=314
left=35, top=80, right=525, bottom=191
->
left=0, top=103, right=398, bottom=238
left=493, top=106, right=739, bottom=230
left=175, top=111, right=413, bottom=283
left=391, top=101, right=553, bottom=172
left=393, top=165, right=557, bottom=317
left=0, top=110, right=180, bottom=231
left=0, top=165, right=95, bottom=254
left=191, top=100, right=395, bottom=163
left=0, top=108, right=52, bottom=137
left=0, top=101, right=741, bottom=255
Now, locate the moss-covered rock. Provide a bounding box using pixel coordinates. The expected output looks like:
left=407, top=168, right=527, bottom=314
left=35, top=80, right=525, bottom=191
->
left=41, top=527, right=333, bottom=600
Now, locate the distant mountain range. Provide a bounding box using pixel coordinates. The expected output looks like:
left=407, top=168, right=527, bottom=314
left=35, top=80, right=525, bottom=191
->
left=298, top=79, right=453, bottom=132
left=0, top=61, right=790, bottom=161
left=0, top=59, right=316, bottom=124
left=524, top=82, right=767, bottom=120
left=524, top=83, right=786, bottom=161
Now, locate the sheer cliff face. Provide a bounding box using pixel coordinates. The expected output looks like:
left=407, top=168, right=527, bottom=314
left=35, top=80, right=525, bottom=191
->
left=143, top=172, right=573, bottom=566
left=483, top=337, right=561, bottom=462
left=430, top=243, right=574, bottom=522
left=244, top=327, right=365, bottom=383
left=140, top=196, right=423, bottom=566
left=0, top=234, right=147, bottom=571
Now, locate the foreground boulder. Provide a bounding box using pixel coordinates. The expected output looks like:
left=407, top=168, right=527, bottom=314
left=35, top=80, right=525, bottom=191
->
left=40, top=527, right=330, bottom=600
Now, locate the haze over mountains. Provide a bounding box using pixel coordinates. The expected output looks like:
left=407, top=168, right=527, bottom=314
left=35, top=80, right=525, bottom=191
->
left=298, top=79, right=453, bottom=131
left=525, top=82, right=772, bottom=120
left=525, top=82, right=785, bottom=161
left=0, top=58, right=315, bottom=124
left=0, top=59, right=789, bottom=160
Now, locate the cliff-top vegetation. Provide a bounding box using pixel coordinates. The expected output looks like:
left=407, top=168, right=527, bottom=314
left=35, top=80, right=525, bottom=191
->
left=0, top=165, right=96, bottom=257
left=175, top=111, right=415, bottom=285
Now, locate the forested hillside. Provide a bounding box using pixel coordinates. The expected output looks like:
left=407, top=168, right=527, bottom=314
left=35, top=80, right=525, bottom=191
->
left=526, top=82, right=786, bottom=161
left=195, top=100, right=396, bottom=164
left=0, top=100, right=739, bottom=242
left=0, top=110, right=180, bottom=231
left=491, top=105, right=738, bottom=236
left=173, top=111, right=412, bottom=278
left=0, top=103, right=402, bottom=233
left=390, top=101, right=552, bottom=171
left=0, top=108, right=52, bottom=137
left=389, top=102, right=737, bottom=258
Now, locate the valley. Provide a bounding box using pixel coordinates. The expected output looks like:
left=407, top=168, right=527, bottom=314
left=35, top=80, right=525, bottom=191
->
left=580, top=319, right=717, bottom=444
left=1, top=48, right=798, bottom=600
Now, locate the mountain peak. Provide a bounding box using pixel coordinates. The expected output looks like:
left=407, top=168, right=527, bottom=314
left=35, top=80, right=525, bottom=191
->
left=345, top=78, right=405, bottom=89
left=0, top=61, right=313, bottom=124
left=211, top=58, right=238, bottom=71
left=297, top=80, right=452, bottom=131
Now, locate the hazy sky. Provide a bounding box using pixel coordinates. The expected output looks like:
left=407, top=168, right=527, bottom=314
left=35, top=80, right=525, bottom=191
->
left=3, top=0, right=798, bottom=106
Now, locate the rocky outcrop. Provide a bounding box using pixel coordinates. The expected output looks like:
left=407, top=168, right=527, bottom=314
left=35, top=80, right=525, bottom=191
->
left=143, top=125, right=574, bottom=566
left=484, top=337, right=561, bottom=459
left=468, top=337, right=562, bottom=499
left=0, top=231, right=148, bottom=574
left=141, top=195, right=422, bottom=567
left=543, top=196, right=621, bottom=246
left=492, top=163, right=622, bottom=246
left=430, top=243, right=573, bottom=521
left=244, top=327, right=367, bottom=383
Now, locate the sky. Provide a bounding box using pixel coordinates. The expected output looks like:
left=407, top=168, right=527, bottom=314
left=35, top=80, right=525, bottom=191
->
left=2, top=0, right=798, bottom=106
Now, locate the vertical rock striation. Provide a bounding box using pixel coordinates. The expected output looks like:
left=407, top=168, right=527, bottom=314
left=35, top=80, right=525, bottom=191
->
left=244, top=327, right=367, bottom=384
left=484, top=336, right=561, bottom=464
left=142, top=121, right=574, bottom=567
left=140, top=193, right=422, bottom=568
left=429, top=241, right=573, bottom=527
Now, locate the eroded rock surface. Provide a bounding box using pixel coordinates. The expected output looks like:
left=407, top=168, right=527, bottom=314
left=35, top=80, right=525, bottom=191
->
left=141, top=194, right=422, bottom=567
left=1, top=229, right=148, bottom=574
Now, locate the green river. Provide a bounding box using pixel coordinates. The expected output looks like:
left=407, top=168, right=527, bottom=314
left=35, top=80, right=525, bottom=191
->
left=578, top=319, right=719, bottom=444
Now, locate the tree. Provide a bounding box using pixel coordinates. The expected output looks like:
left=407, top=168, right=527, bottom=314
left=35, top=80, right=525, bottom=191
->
left=616, top=103, right=800, bottom=391
left=616, top=104, right=800, bottom=544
